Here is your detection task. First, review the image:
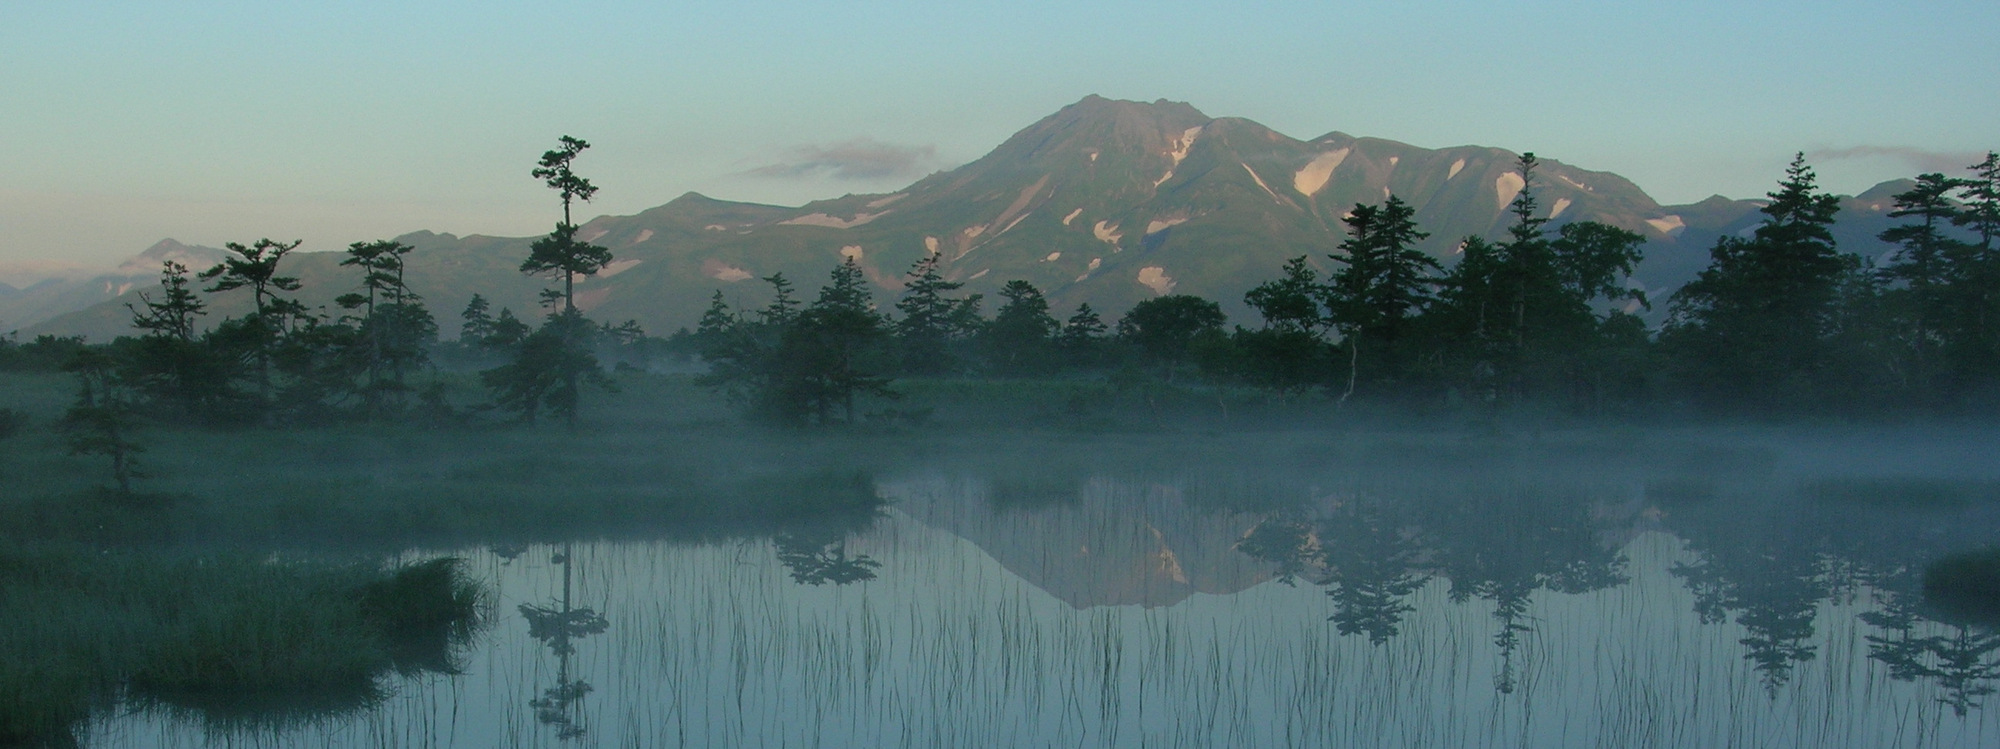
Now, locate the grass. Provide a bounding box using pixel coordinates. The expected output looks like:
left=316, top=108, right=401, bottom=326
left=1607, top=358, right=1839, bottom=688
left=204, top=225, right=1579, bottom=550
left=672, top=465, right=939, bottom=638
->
left=1923, top=548, right=2000, bottom=625
left=0, top=546, right=486, bottom=745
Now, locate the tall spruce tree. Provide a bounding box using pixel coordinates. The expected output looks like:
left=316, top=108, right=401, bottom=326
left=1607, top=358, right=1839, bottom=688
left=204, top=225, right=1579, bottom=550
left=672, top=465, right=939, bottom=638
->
left=893, top=252, right=981, bottom=376
left=1666, top=154, right=1850, bottom=410
left=981, top=280, right=1059, bottom=377
left=1323, top=196, right=1437, bottom=401
left=1877, top=174, right=1969, bottom=396
left=1950, top=153, right=2000, bottom=388
left=776, top=258, right=894, bottom=424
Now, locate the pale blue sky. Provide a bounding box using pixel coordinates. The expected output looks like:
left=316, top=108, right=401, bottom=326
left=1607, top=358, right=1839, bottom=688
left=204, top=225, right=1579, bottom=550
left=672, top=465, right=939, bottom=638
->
left=3, top=0, right=1996, bottom=273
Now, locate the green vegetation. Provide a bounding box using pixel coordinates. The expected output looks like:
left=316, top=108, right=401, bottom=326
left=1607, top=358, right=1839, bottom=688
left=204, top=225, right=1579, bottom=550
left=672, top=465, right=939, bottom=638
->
left=0, top=549, right=483, bottom=745
left=1925, top=549, right=2000, bottom=624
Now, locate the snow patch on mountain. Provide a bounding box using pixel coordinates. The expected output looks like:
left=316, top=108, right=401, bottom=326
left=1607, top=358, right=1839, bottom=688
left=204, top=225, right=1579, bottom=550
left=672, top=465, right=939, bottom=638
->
left=702, top=259, right=752, bottom=282
left=630, top=229, right=654, bottom=244
left=969, top=268, right=990, bottom=280
left=924, top=236, right=939, bottom=253
left=1094, top=221, right=1123, bottom=247
left=1146, top=217, right=1188, bottom=235
left=998, top=211, right=1033, bottom=236
left=595, top=259, right=643, bottom=278
left=994, top=176, right=1049, bottom=232
left=1495, top=172, right=1526, bottom=210
left=1549, top=198, right=1572, bottom=219
left=1153, top=126, right=1203, bottom=187
left=704, top=224, right=728, bottom=231
left=1076, top=257, right=1102, bottom=282
left=1242, top=163, right=1284, bottom=202
left=866, top=193, right=907, bottom=208
left=1293, top=149, right=1350, bottom=196
left=840, top=245, right=864, bottom=261
left=1044, top=252, right=1061, bottom=262
left=781, top=211, right=886, bottom=229
left=1646, top=215, right=1686, bottom=235
left=1063, top=208, right=1083, bottom=226
left=1556, top=174, right=1592, bottom=192
left=1137, top=266, right=1176, bottom=295
left=1448, top=158, right=1466, bottom=180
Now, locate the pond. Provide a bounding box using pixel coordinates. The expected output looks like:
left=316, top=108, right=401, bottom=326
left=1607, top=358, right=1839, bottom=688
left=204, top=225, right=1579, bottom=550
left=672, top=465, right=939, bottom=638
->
left=78, top=431, right=2000, bottom=747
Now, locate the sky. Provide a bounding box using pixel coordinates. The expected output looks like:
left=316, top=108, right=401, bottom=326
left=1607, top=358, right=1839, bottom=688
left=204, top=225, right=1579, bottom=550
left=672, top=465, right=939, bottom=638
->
left=2, top=0, right=1996, bottom=279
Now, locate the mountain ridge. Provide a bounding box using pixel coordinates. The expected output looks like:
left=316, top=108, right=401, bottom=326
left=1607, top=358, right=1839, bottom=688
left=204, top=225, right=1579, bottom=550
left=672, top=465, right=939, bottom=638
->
left=22, top=96, right=1911, bottom=341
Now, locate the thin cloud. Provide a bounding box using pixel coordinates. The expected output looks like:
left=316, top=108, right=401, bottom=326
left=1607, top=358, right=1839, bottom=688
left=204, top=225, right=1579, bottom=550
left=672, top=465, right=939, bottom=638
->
left=746, top=138, right=940, bottom=181
left=1807, top=146, right=1986, bottom=175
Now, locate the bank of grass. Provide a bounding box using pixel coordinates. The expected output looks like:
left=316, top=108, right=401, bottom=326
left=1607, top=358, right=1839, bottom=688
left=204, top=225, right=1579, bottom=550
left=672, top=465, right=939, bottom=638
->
left=1924, top=548, right=2000, bottom=624
left=0, top=547, right=483, bottom=746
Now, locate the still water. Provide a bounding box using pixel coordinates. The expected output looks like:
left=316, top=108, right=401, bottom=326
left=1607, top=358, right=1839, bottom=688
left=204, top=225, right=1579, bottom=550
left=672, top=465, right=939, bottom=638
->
left=84, top=434, right=2000, bottom=747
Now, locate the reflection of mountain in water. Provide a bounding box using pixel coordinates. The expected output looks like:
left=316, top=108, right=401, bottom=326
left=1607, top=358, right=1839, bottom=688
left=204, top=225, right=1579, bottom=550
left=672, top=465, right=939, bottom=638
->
left=886, top=476, right=1272, bottom=608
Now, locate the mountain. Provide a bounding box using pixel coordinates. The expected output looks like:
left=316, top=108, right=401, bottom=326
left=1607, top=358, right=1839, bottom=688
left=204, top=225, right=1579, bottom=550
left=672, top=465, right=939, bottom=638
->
left=3, top=239, right=227, bottom=336
left=26, top=96, right=1909, bottom=342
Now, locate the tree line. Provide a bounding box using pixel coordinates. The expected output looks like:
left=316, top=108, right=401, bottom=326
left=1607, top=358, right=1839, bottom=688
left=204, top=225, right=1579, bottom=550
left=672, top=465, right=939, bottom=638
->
left=686, top=151, right=2000, bottom=422
left=6, top=144, right=1999, bottom=484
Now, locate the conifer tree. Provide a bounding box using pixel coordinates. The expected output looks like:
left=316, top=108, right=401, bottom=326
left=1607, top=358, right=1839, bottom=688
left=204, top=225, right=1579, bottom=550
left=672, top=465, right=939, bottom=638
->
left=1877, top=173, right=1969, bottom=395
left=1057, top=303, right=1108, bottom=368
left=1666, top=154, right=1850, bottom=409
left=1323, top=196, right=1437, bottom=400
left=501, top=136, right=614, bottom=428
left=981, top=280, right=1059, bottom=377
left=894, top=252, right=981, bottom=376
left=200, top=238, right=306, bottom=408
left=522, top=137, right=612, bottom=312
left=461, top=294, right=496, bottom=343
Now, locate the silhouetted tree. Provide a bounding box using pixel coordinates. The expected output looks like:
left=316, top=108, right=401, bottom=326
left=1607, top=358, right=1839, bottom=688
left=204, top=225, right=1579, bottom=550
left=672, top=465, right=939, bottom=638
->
left=201, top=238, right=306, bottom=408
left=894, top=252, right=981, bottom=376
left=1665, top=154, right=1851, bottom=411
left=1323, top=196, right=1437, bottom=401
left=1117, top=295, right=1225, bottom=382
left=338, top=239, right=433, bottom=415
left=1056, top=303, right=1108, bottom=368
left=981, top=280, right=1059, bottom=377
left=1876, top=174, right=1970, bottom=399
left=61, top=349, right=143, bottom=494
left=522, top=137, right=611, bottom=313
left=509, top=136, right=613, bottom=429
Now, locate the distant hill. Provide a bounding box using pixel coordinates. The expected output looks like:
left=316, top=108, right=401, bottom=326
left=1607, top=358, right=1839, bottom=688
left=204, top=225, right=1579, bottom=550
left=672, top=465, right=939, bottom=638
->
left=27, top=96, right=1909, bottom=342
left=4, top=239, right=226, bottom=336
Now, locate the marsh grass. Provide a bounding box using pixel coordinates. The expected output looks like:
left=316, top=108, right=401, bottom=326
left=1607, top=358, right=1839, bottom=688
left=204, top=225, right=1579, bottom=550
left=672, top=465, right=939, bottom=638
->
left=0, top=547, right=486, bottom=745
left=1924, top=549, right=2000, bottom=624
left=1805, top=477, right=2000, bottom=510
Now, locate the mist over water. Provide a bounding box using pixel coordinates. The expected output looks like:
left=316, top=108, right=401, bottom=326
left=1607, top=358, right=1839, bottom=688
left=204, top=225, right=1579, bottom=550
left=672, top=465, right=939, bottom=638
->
left=65, top=426, right=2000, bottom=748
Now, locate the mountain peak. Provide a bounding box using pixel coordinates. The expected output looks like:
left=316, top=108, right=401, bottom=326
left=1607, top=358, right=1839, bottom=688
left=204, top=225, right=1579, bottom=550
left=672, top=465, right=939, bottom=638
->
left=115, top=238, right=224, bottom=275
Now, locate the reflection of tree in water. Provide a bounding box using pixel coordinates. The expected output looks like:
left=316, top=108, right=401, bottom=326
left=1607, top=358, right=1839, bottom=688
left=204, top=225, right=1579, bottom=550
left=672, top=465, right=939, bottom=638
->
left=774, top=527, right=880, bottom=586
left=1662, top=477, right=2000, bottom=705
left=1672, top=547, right=1825, bottom=696
left=1239, top=487, right=1627, bottom=692
left=1237, top=505, right=1430, bottom=645
left=1434, top=488, right=1628, bottom=694
left=519, top=544, right=608, bottom=741
left=1861, top=568, right=2000, bottom=717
